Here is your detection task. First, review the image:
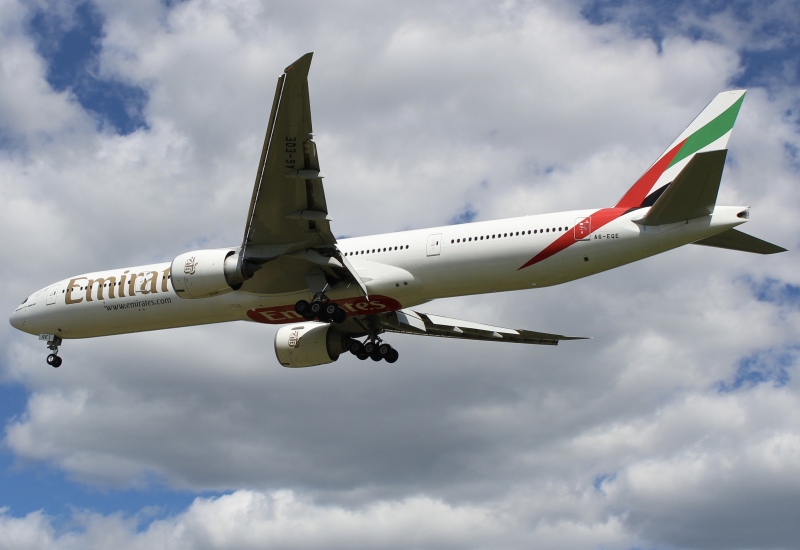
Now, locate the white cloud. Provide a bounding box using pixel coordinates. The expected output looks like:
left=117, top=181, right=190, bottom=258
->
left=0, top=490, right=635, bottom=550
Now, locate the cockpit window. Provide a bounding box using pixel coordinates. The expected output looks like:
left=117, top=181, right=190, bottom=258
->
left=20, top=298, right=27, bottom=305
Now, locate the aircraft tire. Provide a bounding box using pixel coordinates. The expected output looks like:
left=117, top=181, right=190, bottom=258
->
left=332, top=307, right=347, bottom=324
left=386, top=349, right=399, bottom=364
left=47, top=354, right=62, bottom=368
left=294, top=300, right=310, bottom=315
left=349, top=340, right=364, bottom=355
left=378, top=343, right=392, bottom=357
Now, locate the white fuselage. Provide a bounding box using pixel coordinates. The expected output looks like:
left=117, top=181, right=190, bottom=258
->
left=9, top=205, right=747, bottom=340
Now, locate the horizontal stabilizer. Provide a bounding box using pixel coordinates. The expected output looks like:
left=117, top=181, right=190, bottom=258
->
left=639, top=150, right=727, bottom=226
left=384, top=309, right=588, bottom=346
left=693, top=228, right=786, bottom=254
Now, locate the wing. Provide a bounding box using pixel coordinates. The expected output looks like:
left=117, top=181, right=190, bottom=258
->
left=378, top=309, right=588, bottom=346
left=242, top=52, right=332, bottom=256
left=239, top=53, right=365, bottom=296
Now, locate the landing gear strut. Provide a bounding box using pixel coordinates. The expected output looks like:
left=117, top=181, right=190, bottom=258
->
left=40, top=334, right=63, bottom=368
left=295, top=293, right=347, bottom=324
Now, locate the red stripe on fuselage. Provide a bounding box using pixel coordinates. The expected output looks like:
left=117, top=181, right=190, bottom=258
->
left=517, top=207, right=629, bottom=270
left=517, top=139, right=686, bottom=270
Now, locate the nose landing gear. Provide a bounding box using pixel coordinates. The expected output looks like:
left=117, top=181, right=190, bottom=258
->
left=39, top=334, right=63, bottom=368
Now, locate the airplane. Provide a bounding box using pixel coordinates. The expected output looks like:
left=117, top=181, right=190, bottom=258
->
left=9, top=53, right=786, bottom=369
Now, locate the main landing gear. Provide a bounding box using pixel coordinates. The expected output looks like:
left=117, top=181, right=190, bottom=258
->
left=348, top=338, right=399, bottom=363
left=294, top=293, right=347, bottom=324
left=41, top=334, right=63, bottom=368
left=295, top=294, right=400, bottom=364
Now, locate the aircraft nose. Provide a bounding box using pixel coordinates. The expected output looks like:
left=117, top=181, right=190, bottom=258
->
left=9, top=307, right=26, bottom=332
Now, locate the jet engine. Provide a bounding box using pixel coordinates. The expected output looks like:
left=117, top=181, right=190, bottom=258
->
left=274, top=322, right=354, bottom=368
left=171, top=249, right=244, bottom=299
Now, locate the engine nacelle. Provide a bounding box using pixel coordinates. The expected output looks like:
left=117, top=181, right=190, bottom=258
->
left=171, top=249, right=243, bottom=299
left=274, top=322, right=353, bottom=368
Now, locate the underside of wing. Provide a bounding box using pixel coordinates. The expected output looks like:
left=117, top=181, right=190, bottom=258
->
left=379, top=309, right=589, bottom=346
left=238, top=53, right=366, bottom=296
left=242, top=52, right=333, bottom=256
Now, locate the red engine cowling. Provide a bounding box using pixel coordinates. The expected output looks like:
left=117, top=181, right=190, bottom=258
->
left=171, top=249, right=243, bottom=299
left=274, top=322, right=353, bottom=368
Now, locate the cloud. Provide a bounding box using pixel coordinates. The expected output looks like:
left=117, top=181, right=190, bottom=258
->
left=0, top=490, right=633, bottom=550
left=1, top=1, right=799, bottom=549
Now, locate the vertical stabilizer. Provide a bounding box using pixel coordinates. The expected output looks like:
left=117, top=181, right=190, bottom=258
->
left=616, top=90, right=746, bottom=209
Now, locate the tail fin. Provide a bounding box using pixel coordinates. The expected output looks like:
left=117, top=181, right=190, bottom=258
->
left=616, top=90, right=746, bottom=210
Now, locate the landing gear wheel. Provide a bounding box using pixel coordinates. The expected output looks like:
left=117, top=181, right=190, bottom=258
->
left=332, top=307, right=347, bottom=324
left=363, top=341, right=376, bottom=355
left=294, top=300, right=310, bottom=315
left=46, top=354, right=62, bottom=368
left=356, top=352, right=369, bottom=361
left=309, top=301, right=323, bottom=316
left=370, top=349, right=383, bottom=361
left=385, top=348, right=399, bottom=364
left=349, top=340, right=364, bottom=355
left=378, top=343, right=392, bottom=357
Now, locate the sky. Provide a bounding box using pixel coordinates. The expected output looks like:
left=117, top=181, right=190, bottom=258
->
left=1, top=0, right=799, bottom=548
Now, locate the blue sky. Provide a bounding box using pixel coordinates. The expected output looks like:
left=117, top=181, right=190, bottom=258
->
left=1, top=1, right=798, bottom=548
left=28, top=1, right=147, bottom=135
